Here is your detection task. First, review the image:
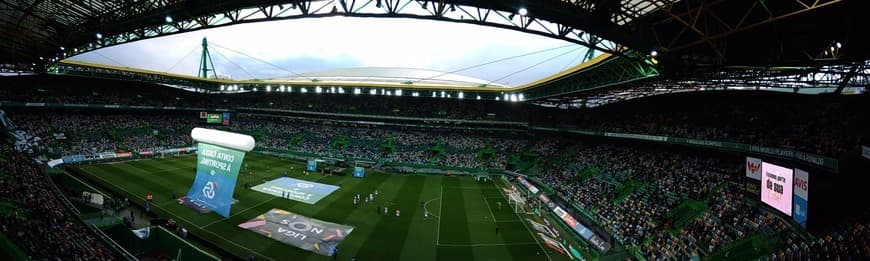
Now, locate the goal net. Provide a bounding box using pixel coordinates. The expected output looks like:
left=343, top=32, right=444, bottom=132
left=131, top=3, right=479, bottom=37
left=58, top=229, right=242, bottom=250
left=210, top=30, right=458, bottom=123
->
left=505, top=189, right=531, bottom=214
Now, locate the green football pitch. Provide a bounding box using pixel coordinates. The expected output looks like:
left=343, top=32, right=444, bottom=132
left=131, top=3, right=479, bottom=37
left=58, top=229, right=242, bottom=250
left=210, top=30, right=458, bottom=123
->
left=72, top=153, right=569, bottom=261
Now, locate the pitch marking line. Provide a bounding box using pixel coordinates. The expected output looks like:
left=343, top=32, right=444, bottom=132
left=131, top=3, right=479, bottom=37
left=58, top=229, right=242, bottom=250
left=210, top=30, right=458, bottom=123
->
left=423, top=197, right=441, bottom=219
left=200, top=197, right=277, bottom=229
left=86, top=171, right=276, bottom=261
left=482, top=196, right=500, bottom=223
left=436, top=185, right=444, bottom=245
left=494, top=179, right=553, bottom=261
left=436, top=242, right=540, bottom=247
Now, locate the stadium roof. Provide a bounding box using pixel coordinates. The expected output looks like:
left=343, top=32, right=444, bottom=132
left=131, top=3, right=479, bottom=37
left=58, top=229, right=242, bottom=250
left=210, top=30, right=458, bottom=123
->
left=267, top=67, right=507, bottom=88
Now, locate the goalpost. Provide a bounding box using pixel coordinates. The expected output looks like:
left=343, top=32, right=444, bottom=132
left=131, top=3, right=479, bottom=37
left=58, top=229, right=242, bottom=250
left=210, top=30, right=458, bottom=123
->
left=505, top=187, right=531, bottom=214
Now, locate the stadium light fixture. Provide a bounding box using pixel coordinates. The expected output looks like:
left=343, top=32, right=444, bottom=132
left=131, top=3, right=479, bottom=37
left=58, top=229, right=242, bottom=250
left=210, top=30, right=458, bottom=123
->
left=95, top=33, right=102, bottom=39
left=503, top=93, right=509, bottom=101
left=440, top=91, right=446, bottom=98
left=370, top=89, right=377, bottom=95
left=458, top=92, right=464, bottom=99
left=253, top=87, right=258, bottom=92
left=518, top=7, right=528, bottom=16
left=650, top=50, right=658, bottom=57
left=836, top=42, right=842, bottom=48
left=495, top=97, right=500, bottom=101
left=476, top=95, right=481, bottom=100
left=510, top=94, right=518, bottom=102
left=221, top=85, right=225, bottom=91
left=266, top=85, right=272, bottom=92
left=165, top=15, right=173, bottom=23
left=395, top=89, right=402, bottom=96
left=518, top=93, right=525, bottom=101
left=315, top=86, right=322, bottom=93
left=354, top=88, right=361, bottom=95
left=301, top=88, right=308, bottom=93
left=432, top=92, right=436, bottom=98
left=59, top=46, right=65, bottom=51
left=39, top=57, right=43, bottom=60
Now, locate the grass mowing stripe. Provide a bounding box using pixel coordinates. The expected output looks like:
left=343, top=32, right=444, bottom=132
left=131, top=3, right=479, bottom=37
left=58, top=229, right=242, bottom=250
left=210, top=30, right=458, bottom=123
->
left=436, top=177, right=474, bottom=261
left=354, top=175, right=427, bottom=260
left=398, top=175, right=442, bottom=261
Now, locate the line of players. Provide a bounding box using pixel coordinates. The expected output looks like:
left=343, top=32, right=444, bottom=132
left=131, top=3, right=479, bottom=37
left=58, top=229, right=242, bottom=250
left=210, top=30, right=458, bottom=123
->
left=350, top=190, right=435, bottom=220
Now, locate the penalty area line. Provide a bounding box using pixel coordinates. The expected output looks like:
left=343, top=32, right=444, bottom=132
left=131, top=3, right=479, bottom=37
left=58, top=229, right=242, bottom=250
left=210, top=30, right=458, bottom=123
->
left=422, top=197, right=441, bottom=219
left=200, top=197, right=277, bottom=229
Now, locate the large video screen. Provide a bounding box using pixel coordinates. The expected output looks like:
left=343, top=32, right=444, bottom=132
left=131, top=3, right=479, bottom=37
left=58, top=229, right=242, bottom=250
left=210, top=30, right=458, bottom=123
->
left=761, top=162, right=793, bottom=216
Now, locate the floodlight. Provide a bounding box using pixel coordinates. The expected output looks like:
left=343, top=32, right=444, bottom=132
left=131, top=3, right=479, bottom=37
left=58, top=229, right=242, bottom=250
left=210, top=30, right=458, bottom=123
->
left=395, top=89, right=402, bottom=96
left=650, top=50, right=658, bottom=57
left=266, top=85, right=272, bottom=92
left=458, top=92, right=464, bottom=99
left=165, top=15, right=173, bottom=23
left=518, top=7, right=528, bottom=16
left=59, top=46, right=65, bottom=50
left=518, top=93, right=525, bottom=101
left=316, top=86, right=322, bottom=93
left=355, top=88, right=361, bottom=95
left=95, top=33, right=102, bottom=39
left=836, top=42, right=842, bottom=48
left=476, top=95, right=481, bottom=100
left=301, top=88, right=308, bottom=93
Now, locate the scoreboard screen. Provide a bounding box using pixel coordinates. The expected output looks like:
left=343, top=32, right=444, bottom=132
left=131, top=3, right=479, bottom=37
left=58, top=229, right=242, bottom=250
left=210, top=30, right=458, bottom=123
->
left=200, top=112, right=231, bottom=125
left=760, top=162, right=793, bottom=216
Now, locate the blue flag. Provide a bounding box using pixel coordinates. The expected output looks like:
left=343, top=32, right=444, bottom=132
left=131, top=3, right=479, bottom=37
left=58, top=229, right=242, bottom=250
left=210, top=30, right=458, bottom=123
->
left=186, top=142, right=246, bottom=217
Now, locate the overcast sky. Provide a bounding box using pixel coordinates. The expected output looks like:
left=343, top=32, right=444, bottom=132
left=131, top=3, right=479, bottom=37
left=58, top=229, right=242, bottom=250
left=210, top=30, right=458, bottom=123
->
left=69, top=17, right=594, bottom=86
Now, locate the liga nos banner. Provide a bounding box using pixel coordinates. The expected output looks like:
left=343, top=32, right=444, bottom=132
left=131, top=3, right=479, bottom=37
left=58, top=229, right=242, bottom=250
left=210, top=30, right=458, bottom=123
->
left=239, top=208, right=354, bottom=256
left=185, top=128, right=254, bottom=218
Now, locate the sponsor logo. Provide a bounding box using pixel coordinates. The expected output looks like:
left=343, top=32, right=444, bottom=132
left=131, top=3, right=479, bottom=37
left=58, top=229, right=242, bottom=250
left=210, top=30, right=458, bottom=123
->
left=747, top=162, right=761, bottom=174
left=203, top=181, right=217, bottom=199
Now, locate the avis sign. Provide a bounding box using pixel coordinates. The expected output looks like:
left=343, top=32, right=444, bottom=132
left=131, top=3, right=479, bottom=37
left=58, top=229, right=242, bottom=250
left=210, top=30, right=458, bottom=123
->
left=186, top=142, right=245, bottom=217
left=793, top=169, right=809, bottom=227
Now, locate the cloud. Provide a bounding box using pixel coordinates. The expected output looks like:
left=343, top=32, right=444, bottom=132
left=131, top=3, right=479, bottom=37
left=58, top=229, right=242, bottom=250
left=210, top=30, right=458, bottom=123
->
left=69, top=17, right=593, bottom=86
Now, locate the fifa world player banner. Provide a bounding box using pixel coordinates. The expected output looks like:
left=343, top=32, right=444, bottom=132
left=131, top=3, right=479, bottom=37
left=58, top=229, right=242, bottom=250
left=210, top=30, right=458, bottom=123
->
left=186, top=128, right=255, bottom=218
left=238, top=208, right=354, bottom=256
left=186, top=142, right=246, bottom=217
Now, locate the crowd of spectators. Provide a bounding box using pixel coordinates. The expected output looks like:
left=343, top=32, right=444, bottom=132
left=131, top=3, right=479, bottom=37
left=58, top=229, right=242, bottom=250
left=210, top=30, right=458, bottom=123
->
left=573, top=92, right=869, bottom=158
left=0, top=146, right=119, bottom=260
left=2, top=76, right=867, bottom=160
left=8, top=111, right=528, bottom=169
left=533, top=139, right=867, bottom=260
left=0, top=105, right=866, bottom=260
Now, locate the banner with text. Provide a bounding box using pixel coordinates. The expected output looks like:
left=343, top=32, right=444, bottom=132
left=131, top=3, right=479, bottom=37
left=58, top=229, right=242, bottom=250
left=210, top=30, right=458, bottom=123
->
left=793, top=168, right=809, bottom=227
left=185, top=142, right=245, bottom=217
left=238, top=208, right=354, bottom=256
left=251, top=177, right=339, bottom=204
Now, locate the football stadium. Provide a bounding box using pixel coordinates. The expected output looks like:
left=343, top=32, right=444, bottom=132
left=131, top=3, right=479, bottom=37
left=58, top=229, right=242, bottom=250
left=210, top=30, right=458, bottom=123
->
left=1, top=0, right=869, bottom=260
